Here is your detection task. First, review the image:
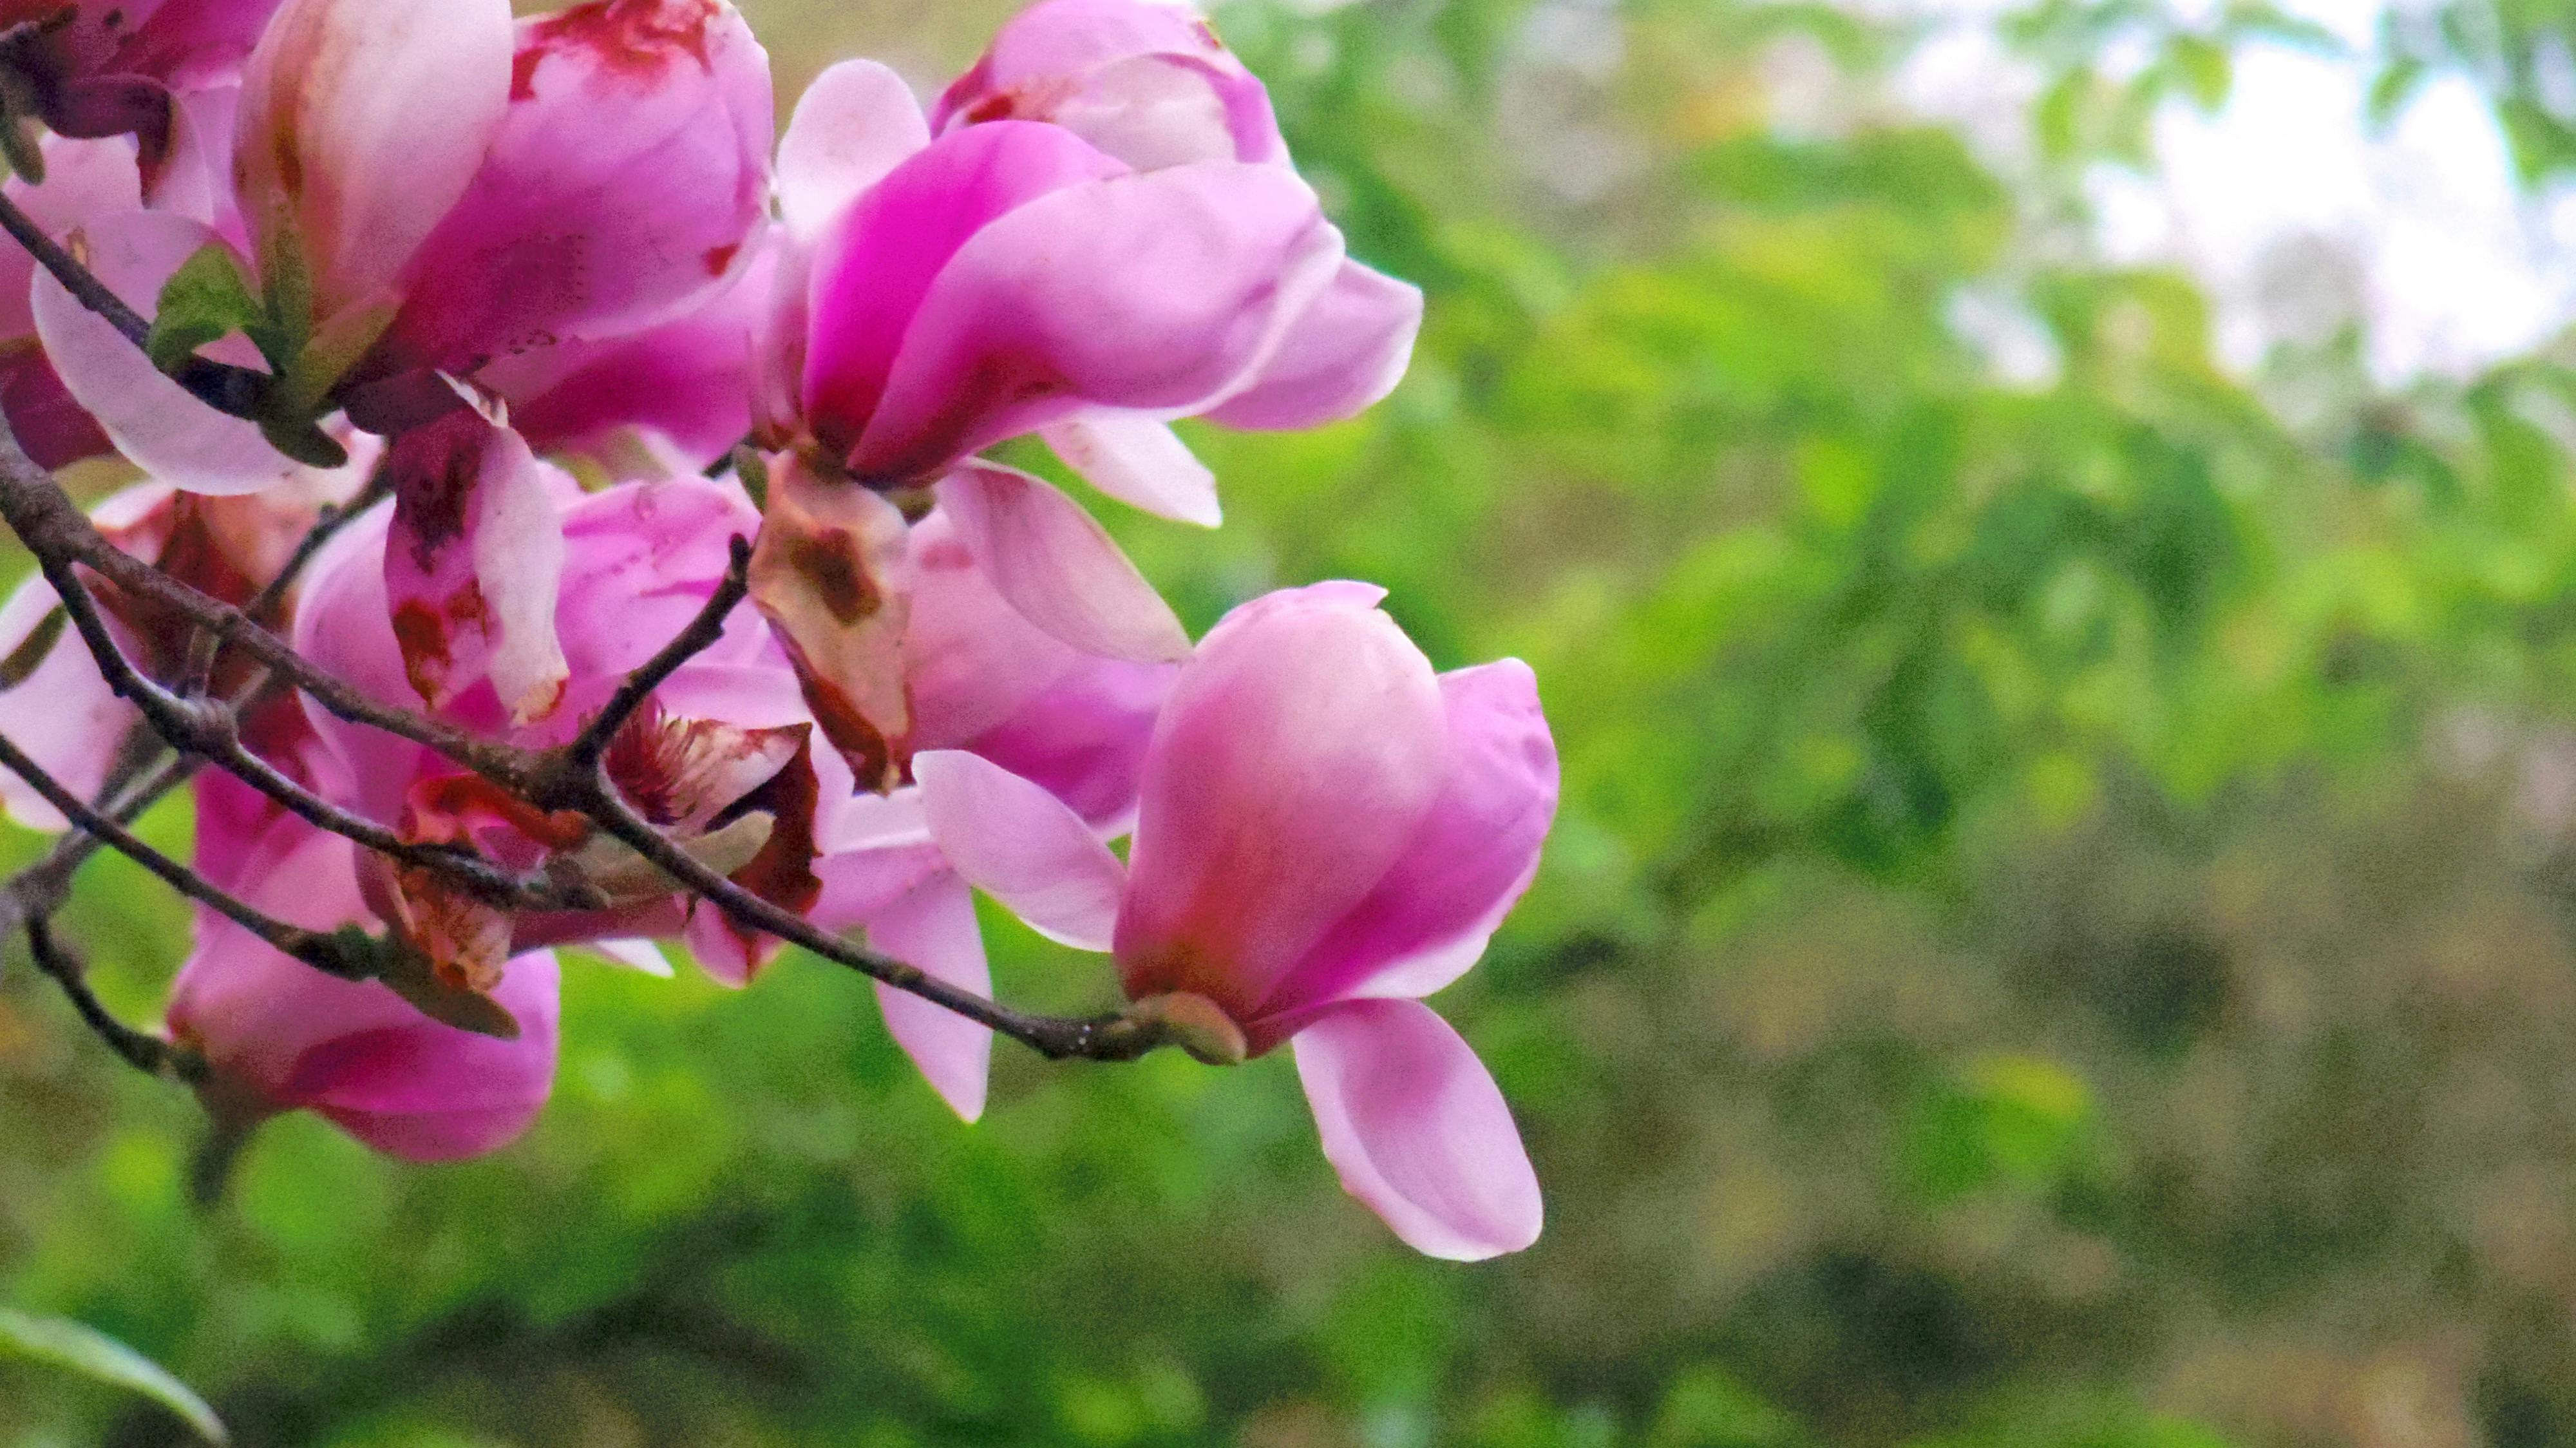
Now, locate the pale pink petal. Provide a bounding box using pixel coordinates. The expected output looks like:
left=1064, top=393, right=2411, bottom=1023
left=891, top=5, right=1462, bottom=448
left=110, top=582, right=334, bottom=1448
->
left=778, top=59, right=929, bottom=242
left=1256, top=660, right=1557, bottom=1027
left=1290, top=998, right=1541, bottom=1260
left=0, top=134, right=142, bottom=340
left=30, top=210, right=301, bottom=493
left=866, top=870, right=992, bottom=1122
left=0, top=571, right=135, bottom=831
left=849, top=158, right=1341, bottom=481
left=372, top=0, right=773, bottom=377
left=1043, top=411, right=1220, bottom=526
left=142, top=84, right=242, bottom=230
left=1207, top=258, right=1421, bottom=431
left=933, top=0, right=1285, bottom=168
left=384, top=414, right=569, bottom=723
left=1114, top=586, right=1445, bottom=1017
left=937, top=461, right=1189, bottom=663
left=914, top=750, right=1123, bottom=950
left=801, top=120, right=1124, bottom=469
left=234, top=0, right=513, bottom=320
left=587, top=938, right=674, bottom=978
left=806, top=839, right=947, bottom=931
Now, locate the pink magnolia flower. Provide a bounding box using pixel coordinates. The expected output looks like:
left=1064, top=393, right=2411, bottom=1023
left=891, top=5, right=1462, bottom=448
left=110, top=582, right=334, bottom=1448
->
left=761, top=52, right=1352, bottom=506
left=925, top=0, right=1426, bottom=525
left=166, top=805, right=560, bottom=1162
left=916, top=582, right=1555, bottom=1258
left=33, top=0, right=772, bottom=485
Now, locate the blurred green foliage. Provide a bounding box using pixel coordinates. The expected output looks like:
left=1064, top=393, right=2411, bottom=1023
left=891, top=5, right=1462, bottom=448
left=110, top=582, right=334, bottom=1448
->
left=17, top=0, right=2576, bottom=1443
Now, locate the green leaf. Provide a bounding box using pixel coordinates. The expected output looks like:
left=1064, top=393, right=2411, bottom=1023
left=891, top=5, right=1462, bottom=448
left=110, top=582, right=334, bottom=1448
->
left=2164, top=34, right=2231, bottom=111
left=147, top=243, right=264, bottom=376
left=0, top=1307, right=227, bottom=1443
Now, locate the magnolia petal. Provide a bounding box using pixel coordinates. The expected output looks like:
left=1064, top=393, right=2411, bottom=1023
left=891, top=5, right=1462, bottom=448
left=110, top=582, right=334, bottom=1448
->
left=748, top=455, right=913, bottom=790
left=850, top=158, right=1341, bottom=481
left=1043, top=412, right=1220, bottom=526
left=601, top=705, right=804, bottom=833
left=587, top=937, right=675, bottom=978
left=866, top=870, right=993, bottom=1122
left=384, top=414, right=570, bottom=723
left=0, top=573, right=135, bottom=832
left=1115, top=585, right=1446, bottom=1018
left=235, top=0, right=513, bottom=319
left=938, top=461, right=1189, bottom=663
left=376, top=0, right=773, bottom=374
left=30, top=211, right=301, bottom=493
left=0, top=134, right=144, bottom=341
left=933, top=0, right=1287, bottom=169
left=915, top=750, right=1123, bottom=951
left=1259, top=660, right=1558, bottom=1024
left=1291, top=998, right=1542, bottom=1261
left=1207, top=258, right=1421, bottom=431
left=779, top=59, right=930, bottom=243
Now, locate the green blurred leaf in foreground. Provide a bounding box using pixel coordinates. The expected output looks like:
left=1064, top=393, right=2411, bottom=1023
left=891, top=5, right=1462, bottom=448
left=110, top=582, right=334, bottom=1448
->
left=0, top=1306, right=227, bottom=1443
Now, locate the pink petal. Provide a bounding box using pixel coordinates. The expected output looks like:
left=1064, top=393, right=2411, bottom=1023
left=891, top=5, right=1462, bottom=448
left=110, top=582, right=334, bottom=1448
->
left=866, top=870, right=993, bottom=1121
left=30, top=210, right=301, bottom=493
left=938, top=461, right=1189, bottom=663
left=111, top=0, right=286, bottom=90
left=1043, top=411, right=1220, bottom=526
left=551, top=475, right=766, bottom=696
left=234, top=0, right=514, bottom=321
left=292, top=503, right=430, bottom=828
left=0, top=571, right=136, bottom=831
left=1290, top=998, right=1541, bottom=1260
left=371, top=0, right=773, bottom=377
left=1114, top=584, right=1446, bottom=1018
left=915, top=750, right=1124, bottom=950
left=849, top=157, right=1341, bottom=481
left=0, top=352, right=113, bottom=470
left=384, top=412, right=569, bottom=723
left=1206, top=258, right=1421, bottom=431
left=933, top=0, right=1286, bottom=169
left=778, top=59, right=929, bottom=242
left=904, top=508, right=1175, bottom=826
left=166, top=820, right=559, bottom=1163
left=800, top=120, right=1125, bottom=468
left=141, top=83, right=242, bottom=228
left=1253, top=661, right=1557, bottom=1040
left=0, top=133, right=142, bottom=341
left=477, top=251, right=768, bottom=472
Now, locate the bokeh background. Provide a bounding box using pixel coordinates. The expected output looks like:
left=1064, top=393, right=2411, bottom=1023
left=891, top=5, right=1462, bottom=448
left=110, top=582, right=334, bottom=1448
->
left=20, top=0, right=2576, bottom=1442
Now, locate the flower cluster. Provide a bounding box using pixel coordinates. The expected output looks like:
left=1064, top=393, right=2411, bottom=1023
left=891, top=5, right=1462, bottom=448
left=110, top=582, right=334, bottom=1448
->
left=0, top=0, right=1554, bottom=1259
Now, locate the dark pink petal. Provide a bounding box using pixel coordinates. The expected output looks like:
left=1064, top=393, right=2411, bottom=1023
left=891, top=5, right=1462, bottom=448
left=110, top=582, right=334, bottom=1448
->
left=849, top=158, right=1341, bottom=481
left=234, top=0, right=514, bottom=321
left=1114, top=584, right=1445, bottom=1018
left=1290, top=998, right=1541, bottom=1260
left=937, top=461, right=1190, bottom=663
left=778, top=59, right=929, bottom=242
left=31, top=211, right=301, bottom=493
left=110, top=0, right=287, bottom=90
left=915, top=749, right=1123, bottom=950
left=477, top=254, right=768, bottom=472
left=1253, top=660, right=1557, bottom=1038
left=1042, top=412, right=1219, bottom=526
left=0, top=352, right=114, bottom=470
left=1207, top=258, right=1421, bottom=431
left=384, top=411, right=569, bottom=722
left=865, top=870, right=992, bottom=1121
left=933, top=0, right=1285, bottom=169
left=800, top=120, right=1124, bottom=467
left=372, top=0, right=773, bottom=377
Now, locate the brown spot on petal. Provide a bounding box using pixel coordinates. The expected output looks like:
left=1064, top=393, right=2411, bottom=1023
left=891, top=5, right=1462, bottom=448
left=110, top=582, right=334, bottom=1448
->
left=706, top=739, right=823, bottom=967
left=703, top=241, right=740, bottom=276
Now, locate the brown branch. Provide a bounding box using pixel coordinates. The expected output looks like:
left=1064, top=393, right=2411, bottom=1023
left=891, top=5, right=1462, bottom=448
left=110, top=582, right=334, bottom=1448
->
left=23, top=915, right=202, bottom=1081
left=564, top=533, right=752, bottom=772
left=177, top=465, right=394, bottom=697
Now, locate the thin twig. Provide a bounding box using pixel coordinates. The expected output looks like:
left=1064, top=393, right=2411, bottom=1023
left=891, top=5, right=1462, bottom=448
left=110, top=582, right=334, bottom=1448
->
left=30, top=543, right=591, bottom=911
left=178, top=468, right=393, bottom=698
left=0, top=727, right=372, bottom=980
left=23, top=915, right=202, bottom=1081
left=565, top=535, right=753, bottom=772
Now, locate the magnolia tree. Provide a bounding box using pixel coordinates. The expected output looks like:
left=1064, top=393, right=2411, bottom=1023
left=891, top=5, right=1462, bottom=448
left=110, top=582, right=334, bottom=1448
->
left=0, top=0, right=1555, bottom=1262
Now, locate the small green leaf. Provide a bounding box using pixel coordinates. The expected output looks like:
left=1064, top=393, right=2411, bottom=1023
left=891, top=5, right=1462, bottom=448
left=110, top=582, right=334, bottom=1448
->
left=147, top=243, right=263, bottom=376
left=278, top=298, right=396, bottom=418
left=0, top=1307, right=227, bottom=1443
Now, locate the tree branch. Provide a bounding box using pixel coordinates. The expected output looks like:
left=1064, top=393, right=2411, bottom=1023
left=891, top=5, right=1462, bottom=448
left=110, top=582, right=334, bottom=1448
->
left=23, top=914, right=203, bottom=1081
